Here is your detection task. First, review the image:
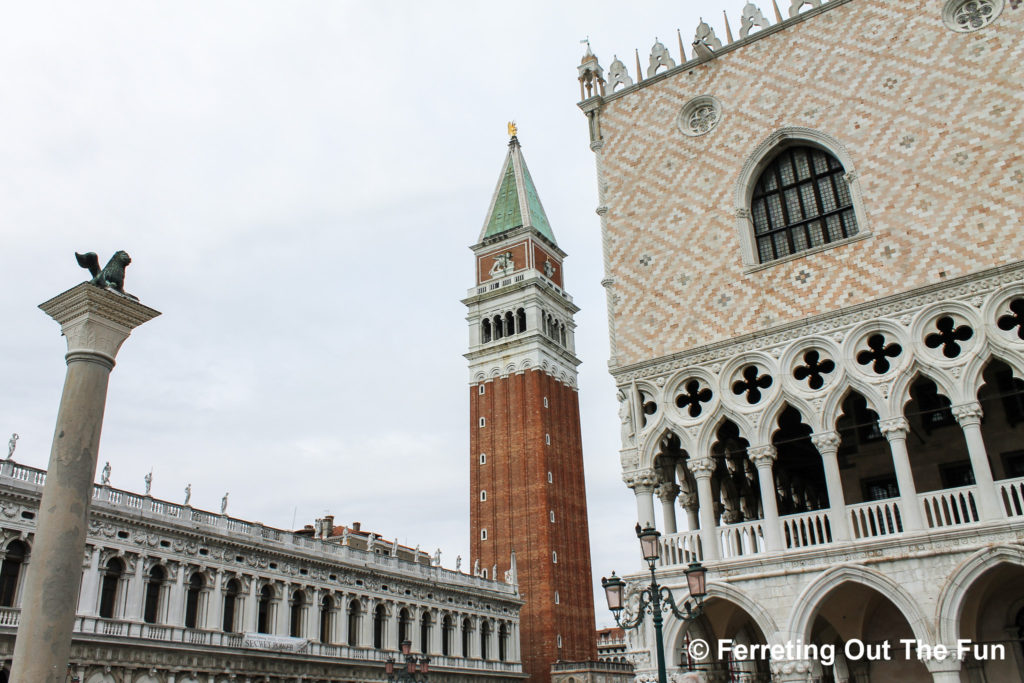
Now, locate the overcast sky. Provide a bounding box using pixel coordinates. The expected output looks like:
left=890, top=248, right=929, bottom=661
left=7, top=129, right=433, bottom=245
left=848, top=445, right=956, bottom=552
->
left=0, top=1, right=723, bottom=627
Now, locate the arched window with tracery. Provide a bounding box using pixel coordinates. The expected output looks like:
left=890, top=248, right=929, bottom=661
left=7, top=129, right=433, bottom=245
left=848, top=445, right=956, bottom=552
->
left=750, top=145, right=857, bottom=263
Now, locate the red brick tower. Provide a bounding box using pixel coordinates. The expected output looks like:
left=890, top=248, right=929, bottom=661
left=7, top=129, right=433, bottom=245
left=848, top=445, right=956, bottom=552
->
left=464, top=131, right=598, bottom=682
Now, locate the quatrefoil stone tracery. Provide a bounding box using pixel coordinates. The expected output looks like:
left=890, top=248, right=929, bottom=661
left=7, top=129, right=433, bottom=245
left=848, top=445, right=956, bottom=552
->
left=997, top=298, right=1024, bottom=340
left=924, top=316, right=974, bottom=358
left=856, top=333, right=903, bottom=374
left=732, top=365, right=773, bottom=404
left=793, top=350, right=835, bottom=390
left=676, top=380, right=713, bottom=417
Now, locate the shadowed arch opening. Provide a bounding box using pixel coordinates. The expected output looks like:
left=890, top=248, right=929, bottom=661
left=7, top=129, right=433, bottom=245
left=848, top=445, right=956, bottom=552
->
left=772, top=405, right=828, bottom=517
left=904, top=376, right=970, bottom=494
left=978, top=358, right=1024, bottom=485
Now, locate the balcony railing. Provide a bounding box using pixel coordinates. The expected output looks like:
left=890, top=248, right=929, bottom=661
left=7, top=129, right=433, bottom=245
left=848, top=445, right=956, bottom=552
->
left=655, top=477, right=1024, bottom=568
left=0, top=608, right=520, bottom=671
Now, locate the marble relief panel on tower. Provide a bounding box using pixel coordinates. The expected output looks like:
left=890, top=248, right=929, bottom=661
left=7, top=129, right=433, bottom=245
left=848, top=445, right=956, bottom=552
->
left=591, top=0, right=1023, bottom=368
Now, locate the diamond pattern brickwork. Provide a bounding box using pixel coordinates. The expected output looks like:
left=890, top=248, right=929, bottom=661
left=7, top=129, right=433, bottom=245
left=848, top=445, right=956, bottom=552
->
left=595, top=0, right=1023, bottom=369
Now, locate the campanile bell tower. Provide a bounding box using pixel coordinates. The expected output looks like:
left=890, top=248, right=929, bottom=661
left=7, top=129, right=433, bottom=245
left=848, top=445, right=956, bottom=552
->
left=464, top=129, right=598, bottom=682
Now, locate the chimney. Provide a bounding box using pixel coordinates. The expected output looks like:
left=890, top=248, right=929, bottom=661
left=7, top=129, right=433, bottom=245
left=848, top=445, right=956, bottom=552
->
left=324, top=515, right=335, bottom=537
left=352, top=522, right=361, bottom=532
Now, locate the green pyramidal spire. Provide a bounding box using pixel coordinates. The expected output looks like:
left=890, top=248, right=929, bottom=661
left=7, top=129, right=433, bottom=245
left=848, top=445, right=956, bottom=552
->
left=478, top=135, right=557, bottom=245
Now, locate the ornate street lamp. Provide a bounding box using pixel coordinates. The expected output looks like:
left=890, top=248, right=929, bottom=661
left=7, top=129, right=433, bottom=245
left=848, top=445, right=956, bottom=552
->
left=385, top=639, right=430, bottom=683
left=601, top=524, right=708, bottom=683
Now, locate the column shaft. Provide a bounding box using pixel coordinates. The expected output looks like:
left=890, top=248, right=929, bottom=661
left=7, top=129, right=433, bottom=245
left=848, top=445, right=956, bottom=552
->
left=12, top=358, right=114, bottom=681
left=954, top=404, right=1001, bottom=520
left=881, top=420, right=924, bottom=531
left=813, top=433, right=850, bottom=542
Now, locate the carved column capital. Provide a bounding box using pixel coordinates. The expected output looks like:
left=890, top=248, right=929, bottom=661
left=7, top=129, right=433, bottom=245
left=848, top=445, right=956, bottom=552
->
left=622, top=469, right=658, bottom=492
left=748, top=445, right=777, bottom=469
left=952, top=401, right=984, bottom=426
left=811, top=431, right=841, bottom=454
left=879, top=417, right=909, bottom=438
left=678, top=492, right=699, bottom=509
left=655, top=482, right=680, bottom=503
left=685, top=457, right=716, bottom=480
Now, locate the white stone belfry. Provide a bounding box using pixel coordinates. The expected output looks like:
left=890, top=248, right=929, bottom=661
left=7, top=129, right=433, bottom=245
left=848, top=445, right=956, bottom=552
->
left=12, top=282, right=159, bottom=681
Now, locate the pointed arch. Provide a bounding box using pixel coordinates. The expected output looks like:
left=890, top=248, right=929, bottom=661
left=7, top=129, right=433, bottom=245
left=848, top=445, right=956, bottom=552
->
left=891, top=364, right=958, bottom=417
left=697, top=409, right=755, bottom=457
left=759, top=397, right=820, bottom=445
left=822, top=380, right=885, bottom=433
left=786, top=564, right=934, bottom=644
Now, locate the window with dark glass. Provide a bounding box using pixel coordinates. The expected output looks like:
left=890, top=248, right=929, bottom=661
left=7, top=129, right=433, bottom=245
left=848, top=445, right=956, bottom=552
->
left=223, top=579, right=240, bottom=632
left=99, top=557, right=124, bottom=618
left=0, top=541, right=26, bottom=608
left=143, top=565, right=165, bottom=624
left=184, top=573, right=204, bottom=628
left=751, top=146, right=857, bottom=263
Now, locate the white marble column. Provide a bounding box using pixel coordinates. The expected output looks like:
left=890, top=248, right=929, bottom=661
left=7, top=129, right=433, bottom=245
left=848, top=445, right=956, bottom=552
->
left=169, top=563, right=187, bottom=627
left=360, top=597, right=374, bottom=646
left=245, top=578, right=260, bottom=633
left=339, top=595, right=351, bottom=645
left=952, top=402, right=1001, bottom=520
left=206, top=570, right=224, bottom=631
left=309, top=587, right=321, bottom=641
left=625, top=469, right=658, bottom=529
left=428, top=608, right=442, bottom=655
left=880, top=418, right=924, bottom=531
left=655, top=483, right=680, bottom=534
left=749, top=446, right=783, bottom=551
left=811, top=432, right=851, bottom=541
left=12, top=283, right=159, bottom=682
left=275, top=583, right=290, bottom=635
left=126, top=554, right=146, bottom=621
left=78, top=546, right=102, bottom=616
left=686, top=458, right=720, bottom=561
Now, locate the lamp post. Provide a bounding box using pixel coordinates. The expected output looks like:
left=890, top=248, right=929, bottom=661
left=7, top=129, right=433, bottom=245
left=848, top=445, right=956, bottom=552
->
left=602, top=524, right=707, bottom=683
left=385, top=640, right=430, bottom=683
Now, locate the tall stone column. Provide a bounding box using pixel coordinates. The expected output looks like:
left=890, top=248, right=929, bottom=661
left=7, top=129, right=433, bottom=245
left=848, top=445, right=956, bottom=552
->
left=952, top=402, right=1001, bottom=520
left=748, top=446, right=782, bottom=552
left=811, top=432, right=850, bottom=541
left=655, top=483, right=680, bottom=534
left=338, top=595, right=350, bottom=645
left=685, top=458, right=720, bottom=561
left=625, top=469, right=658, bottom=529
left=879, top=418, right=924, bottom=531
left=12, top=283, right=159, bottom=682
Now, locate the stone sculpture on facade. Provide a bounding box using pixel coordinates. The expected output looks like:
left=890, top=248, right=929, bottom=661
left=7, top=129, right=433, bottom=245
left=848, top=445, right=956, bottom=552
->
left=6, top=433, right=17, bottom=460
left=75, top=250, right=138, bottom=300
left=144, top=470, right=152, bottom=495
left=456, top=555, right=462, bottom=571
left=101, top=461, right=111, bottom=485
left=184, top=483, right=191, bottom=506
left=618, top=391, right=635, bottom=447
left=221, top=492, right=229, bottom=514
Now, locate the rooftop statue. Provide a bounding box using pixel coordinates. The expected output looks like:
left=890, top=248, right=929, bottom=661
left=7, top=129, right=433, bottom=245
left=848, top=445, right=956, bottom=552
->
left=75, top=250, right=138, bottom=300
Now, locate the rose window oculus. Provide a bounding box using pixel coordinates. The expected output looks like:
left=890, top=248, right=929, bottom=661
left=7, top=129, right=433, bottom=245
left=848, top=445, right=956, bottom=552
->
left=943, top=0, right=1003, bottom=32
left=677, top=96, right=722, bottom=137
left=750, top=146, right=858, bottom=263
